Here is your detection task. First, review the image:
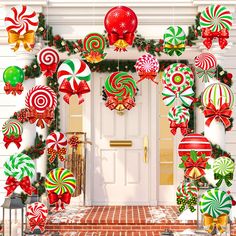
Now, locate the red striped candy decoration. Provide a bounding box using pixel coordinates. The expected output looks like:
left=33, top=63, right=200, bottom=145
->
left=178, top=133, right=212, bottom=157
left=194, top=53, right=217, bottom=70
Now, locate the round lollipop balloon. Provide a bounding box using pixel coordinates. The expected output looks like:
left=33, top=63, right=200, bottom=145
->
left=5, top=5, right=38, bottom=34
left=104, top=6, right=138, bottom=51
left=45, top=168, right=76, bottom=195
left=162, top=63, right=194, bottom=91
left=135, top=54, right=159, bottom=84
left=178, top=133, right=212, bottom=157
left=4, top=153, right=35, bottom=181
left=200, top=189, right=232, bottom=218
left=200, top=5, right=233, bottom=32
left=104, top=71, right=137, bottom=111
left=82, top=33, right=106, bottom=63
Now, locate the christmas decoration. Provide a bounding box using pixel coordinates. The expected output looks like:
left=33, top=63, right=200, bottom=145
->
left=68, top=135, right=81, bottom=150
left=46, top=131, right=67, bottom=163
left=200, top=189, right=232, bottom=218
left=26, top=202, right=48, bottom=233
left=82, top=33, right=106, bottom=63
left=135, top=54, right=159, bottom=84
left=179, top=150, right=211, bottom=180
left=163, top=26, right=186, bottom=56
left=104, top=6, right=138, bottom=51
left=3, top=66, right=24, bottom=95
left=57, top=58, right=91, bottom=104
left=103, top=71, right=137, bottom=111
left=2, top=119, right=23, bottom=149
left=37, top=47, right=60, bottom=77
left=213, top=156, right=235, bottom=187
left=200, top=5, right=233, bottom=49
left=5, top=5, right=38, bottom=51
left=176, top=182, right=198, bottom=212
left=168, top=105, right=190, bottom=135
left=162, top=86, right=194, bottom=107
left=178, top=133, right=212, bottom=157
left=162, top=63, right=194, bottom=91
left=45, top=168, right=76, bottom=210
left=194, top=53, right=217, bottom=82
left=25, top=85, right=57, bottom=128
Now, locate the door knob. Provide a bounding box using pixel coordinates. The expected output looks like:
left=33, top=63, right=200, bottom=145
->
left=144, top=136, right=148, bottom=163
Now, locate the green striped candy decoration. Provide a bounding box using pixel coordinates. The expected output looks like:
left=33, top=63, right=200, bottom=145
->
left=213, top=156, right=235, bottom=176
left=4, top=153, right=35, bottom=181
left=200, top=189, right=232, bottom=218
left=163, top=26, right=186, bottom=45
left=202, top=83, right=234, bottom=109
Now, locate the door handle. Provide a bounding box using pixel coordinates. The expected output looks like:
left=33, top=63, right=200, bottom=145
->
left=144, top=136, right=148, bottom=163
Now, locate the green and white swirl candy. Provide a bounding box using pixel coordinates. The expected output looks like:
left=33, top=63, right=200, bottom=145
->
left=2, top=119, right=23, bottom=137
left=4, top=153, right=35, bottom=181
left=200, top=189, right=232, bottom=218
left=163, top=26, right=186, bottom=45
left=213, top=156, right=235, bottom=176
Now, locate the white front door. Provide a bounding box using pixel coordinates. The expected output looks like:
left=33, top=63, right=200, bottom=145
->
left=91, top=72, right=157, bottom=205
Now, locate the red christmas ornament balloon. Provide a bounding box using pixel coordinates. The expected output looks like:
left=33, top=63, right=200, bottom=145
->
left=104, top=6, right=138, bottom=52
left=178, top=133, right=212, bottom=157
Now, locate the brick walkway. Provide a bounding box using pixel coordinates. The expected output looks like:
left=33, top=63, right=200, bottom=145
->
left=44, top=205, right=236, bottom=236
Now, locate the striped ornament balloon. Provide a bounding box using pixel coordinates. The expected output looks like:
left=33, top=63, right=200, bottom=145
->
left=4, top=153, right=35, bottom=181
left=168, top=105, right=190, bottom=124
left=178, top=133, right=212, bottom=157
left=202, top=83, right=234, bottom=109
left=163, top=26, right=186, bottom=45
left=46, top=131, right=67, bottom=151
left=195, top=53, right=217, bottom=71
left=213, top=156, right=235, bottom=176
left=2, top=119, right=23, bottom=137
left=200, top=189, right=232, bottom=218
left=162, top=63, right=194, bottom=91
left=200, top=5, right=233, bottom=32
left=45, top=168, right=76, bottom=195
left=176, top=182, right=199, bottom=200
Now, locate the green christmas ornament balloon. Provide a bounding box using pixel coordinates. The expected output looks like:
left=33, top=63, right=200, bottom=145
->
left=3, top=66, right=24, bottom=95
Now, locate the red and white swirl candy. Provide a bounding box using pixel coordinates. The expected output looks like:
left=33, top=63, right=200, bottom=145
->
left=135, top=54, right=159, bottom=73
left=5, top=5, right=38, bottom=34
left=37, top=47, right=60, bottom=66
left=27, top=202, right=48, bottom=221
left=25, top=85, right=57, bottom=113
left=195, top=53, right=217, bottom=70
left=46, top=131, right=67, bottom=151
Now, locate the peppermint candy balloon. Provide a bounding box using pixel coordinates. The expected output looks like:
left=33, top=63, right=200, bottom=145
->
left=46, top=131, right=67, bottom=151
left=200, top=5, right=233, bottom=32
left=5, top=5, right=38, bottom=34
left=37, top=47, right=60, bottom=77
left=4, top=153, right=35, bottom=181
left=27, top=202, right=48, bottom=221
left=164, top=26, right=186, bottom=45
left=2, top=119, right=23, bottom=137
left=162, top=63, right=194, bottom=91
left=135, top=54, right=159, bottom=84
left=195, top=53, right=217, bottom=71
left=45, top=168, right=76, bottom=195
left=200, top=189, right=232, bottom=218
left=202, top=83, right=234, bottom=109
left=25, top=85, right=57, bottom=113
left=82, top=33, right=106, bottom=63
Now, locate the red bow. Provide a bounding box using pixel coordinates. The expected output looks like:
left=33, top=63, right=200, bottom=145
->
left=59, top=79, right=90, bottom=105
left=27, top=107, right=54, bottom=128
left=203, top=102, right=232, bottom=128
left=108, top=32, right=134, bottom=51
left=170, top=121, right=188, bottom=136
left=68, top=135, right=80, bottom=149
left=29, top=218, right=46, bottom=232
left=202, top=28, right=229, bottom=49
left=4, top=83, right=24, bottom=95
left=48, top=147, right=67, bottom=163
left=184, top=157, right=208, bottom=179
left=4, top=176, right=36, bottom=196
left=105, top=96, right=136, bottom=111
left=137, top=72, right=158, bottom=84
left=3, top=135, right=22, bottom=149
left=39, top=63, right=58, bottom=77
left=48, top=192, right=71, bottom=210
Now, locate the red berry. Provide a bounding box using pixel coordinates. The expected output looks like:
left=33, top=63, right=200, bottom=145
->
left=227, top=73, right=233, bottom=79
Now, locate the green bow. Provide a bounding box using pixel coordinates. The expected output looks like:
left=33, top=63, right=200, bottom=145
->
left=195, top=67, right=215, bottom=83
left=177, top=197, right=197, bottom=212
left=214, top=172, right=233, bottom=187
